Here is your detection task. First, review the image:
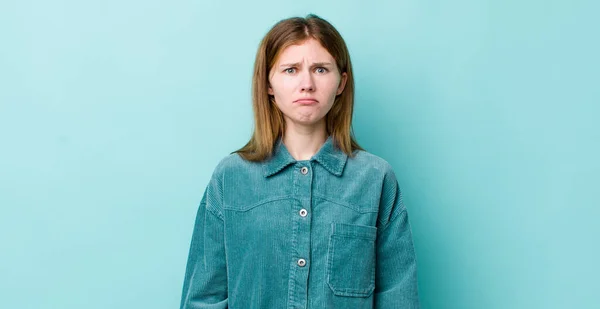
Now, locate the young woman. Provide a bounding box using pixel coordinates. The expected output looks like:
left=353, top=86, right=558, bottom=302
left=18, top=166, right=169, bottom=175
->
left=180, top=14, right=420, bottom=309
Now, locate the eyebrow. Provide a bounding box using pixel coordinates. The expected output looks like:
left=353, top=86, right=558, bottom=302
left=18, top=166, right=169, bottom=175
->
left=279, top=62, right=334, bottom=68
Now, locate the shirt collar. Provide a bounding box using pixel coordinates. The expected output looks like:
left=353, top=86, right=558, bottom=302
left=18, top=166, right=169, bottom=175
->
left=264, top=135, right=348, bottom=177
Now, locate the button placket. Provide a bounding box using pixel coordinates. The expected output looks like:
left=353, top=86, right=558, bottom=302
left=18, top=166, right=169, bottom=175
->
left=289, top=162, right=312, bottom=309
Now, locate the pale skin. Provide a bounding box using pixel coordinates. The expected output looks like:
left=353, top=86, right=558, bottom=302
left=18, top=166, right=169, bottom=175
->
left=268, top=38, right=348, bottom=161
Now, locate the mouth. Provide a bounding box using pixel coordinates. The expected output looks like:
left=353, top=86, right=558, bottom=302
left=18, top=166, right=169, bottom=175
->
left=294, top=98, right=319, bottom=104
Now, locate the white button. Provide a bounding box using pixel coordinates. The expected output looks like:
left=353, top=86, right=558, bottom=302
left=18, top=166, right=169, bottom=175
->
left=297, top=258, right=306, bottom=267
left=300, top=166, right=308, bottom=175
left=299, top=209, right=308, bottom=217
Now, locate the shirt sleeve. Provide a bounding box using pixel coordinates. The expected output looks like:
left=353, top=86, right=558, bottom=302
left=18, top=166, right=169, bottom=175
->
left=374, top=168, right=420, bottom=308
left=180, top=181, right=228, bottom=309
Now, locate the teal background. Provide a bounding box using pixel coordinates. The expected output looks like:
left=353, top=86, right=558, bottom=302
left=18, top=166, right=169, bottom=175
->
left=1, top=0, right=598, bottom=308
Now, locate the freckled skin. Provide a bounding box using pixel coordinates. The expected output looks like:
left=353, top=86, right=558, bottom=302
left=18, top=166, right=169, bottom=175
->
left=268, top=39, right=347, bottom=127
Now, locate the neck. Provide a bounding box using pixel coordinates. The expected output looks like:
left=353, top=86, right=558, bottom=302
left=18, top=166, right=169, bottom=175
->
left=282, top=120, right=328, bottom=161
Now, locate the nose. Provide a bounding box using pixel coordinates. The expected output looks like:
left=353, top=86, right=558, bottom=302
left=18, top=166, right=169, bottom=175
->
left=300, top=70, right=315, bottom=92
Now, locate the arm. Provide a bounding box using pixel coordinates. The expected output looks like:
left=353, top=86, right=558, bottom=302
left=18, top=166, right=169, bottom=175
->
left=374, top=169, right=420, bottom=308
left=180, top=184, right=228, bottom=309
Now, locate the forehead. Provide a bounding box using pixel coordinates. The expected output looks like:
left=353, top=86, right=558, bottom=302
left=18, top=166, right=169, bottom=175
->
left=275, top=38, right=335, bottom=63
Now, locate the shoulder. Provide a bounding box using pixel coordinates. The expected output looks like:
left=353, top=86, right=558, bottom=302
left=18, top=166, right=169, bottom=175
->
left=348, top=149, right=398, bottom=180
left=209, top=152, right=260, bottom=180
left=214, top=153, right=242, bottom=173
left=352, top=150, right=407, bottom=224
left=203, top=153, right=250, bottom=206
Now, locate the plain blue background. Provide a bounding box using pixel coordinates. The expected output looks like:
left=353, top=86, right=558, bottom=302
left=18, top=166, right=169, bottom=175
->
left=1, top=0, right=598, bottom=308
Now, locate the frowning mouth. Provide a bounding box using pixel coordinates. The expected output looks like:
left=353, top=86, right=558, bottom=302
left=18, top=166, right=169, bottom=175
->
left=294, top=99, right=319, bottom=104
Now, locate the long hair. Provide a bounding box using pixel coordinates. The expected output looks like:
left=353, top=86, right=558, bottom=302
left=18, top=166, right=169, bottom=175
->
left=234, top=14, right=364, bottom=161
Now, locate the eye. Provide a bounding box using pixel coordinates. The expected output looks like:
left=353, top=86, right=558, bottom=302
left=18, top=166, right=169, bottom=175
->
left=284, top=67, right=296, bottom=74
left=315, top=67, right=328, bottom=74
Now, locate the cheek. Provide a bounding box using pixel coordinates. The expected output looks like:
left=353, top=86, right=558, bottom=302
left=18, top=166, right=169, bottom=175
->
left=320, top=77, right=341, bottom=97
left=272, top=78, right=297, bottom=97
left=279, top=76, right=298, bottom=91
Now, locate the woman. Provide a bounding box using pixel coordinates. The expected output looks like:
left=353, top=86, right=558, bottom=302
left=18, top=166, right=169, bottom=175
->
left=180, top=14, right=420, bottom=309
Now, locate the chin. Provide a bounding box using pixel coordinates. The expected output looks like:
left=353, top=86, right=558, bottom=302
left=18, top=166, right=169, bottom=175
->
left=291, top=116, right=327, bottom=126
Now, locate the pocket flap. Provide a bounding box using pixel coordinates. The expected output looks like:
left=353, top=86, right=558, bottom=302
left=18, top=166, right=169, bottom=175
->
left=331, top=222, right=377, bottom=240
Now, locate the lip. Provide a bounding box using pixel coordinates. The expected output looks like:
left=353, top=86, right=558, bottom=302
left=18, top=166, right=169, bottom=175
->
left=294, top=98, right=319, bottom=104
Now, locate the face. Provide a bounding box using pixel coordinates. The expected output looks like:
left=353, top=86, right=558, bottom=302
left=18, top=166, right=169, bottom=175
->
left=268, top=38, right=347, bottom=127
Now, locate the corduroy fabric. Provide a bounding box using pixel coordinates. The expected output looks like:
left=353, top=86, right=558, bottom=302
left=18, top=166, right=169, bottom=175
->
left=180, top=135, right=420, bottom=309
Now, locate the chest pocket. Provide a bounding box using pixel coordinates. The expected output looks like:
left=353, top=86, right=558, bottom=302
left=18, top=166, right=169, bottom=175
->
left=326, top=222, right=377, bottom=297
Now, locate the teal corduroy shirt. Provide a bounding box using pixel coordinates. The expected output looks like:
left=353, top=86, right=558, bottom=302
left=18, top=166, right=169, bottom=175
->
left=180, top=135, right=420, bottom=308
